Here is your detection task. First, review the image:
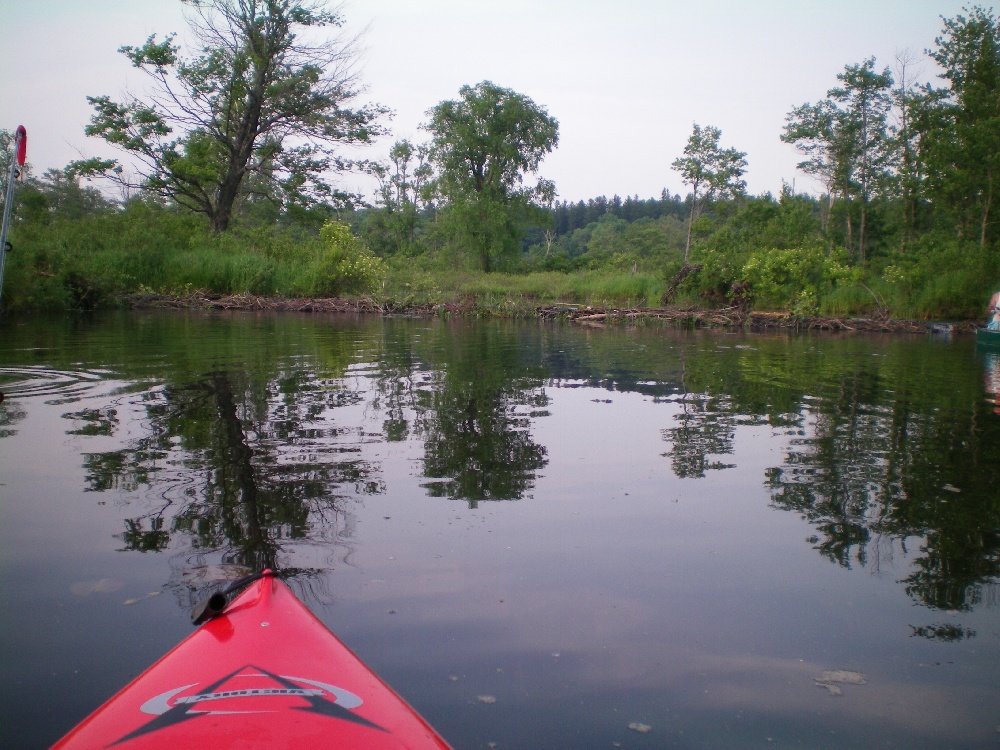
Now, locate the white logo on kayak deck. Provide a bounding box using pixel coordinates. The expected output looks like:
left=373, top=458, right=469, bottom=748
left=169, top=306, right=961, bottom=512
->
left=113, top=664, right=387, bottom=745
left=141, top=674, right=363, bottom=715
left=175, top=687, right=322, bottom=704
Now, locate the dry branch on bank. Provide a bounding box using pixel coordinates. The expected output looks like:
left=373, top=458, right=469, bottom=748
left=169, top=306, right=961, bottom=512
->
left=126, top=293, right=976, bottom=335
left=537, top=304, right=975, bottom=334
left=127, top=292, right=471, bottom=316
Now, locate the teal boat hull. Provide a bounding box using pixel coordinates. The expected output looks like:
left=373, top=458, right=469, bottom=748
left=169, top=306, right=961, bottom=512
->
left=976, top=327, right=1000, bottom=348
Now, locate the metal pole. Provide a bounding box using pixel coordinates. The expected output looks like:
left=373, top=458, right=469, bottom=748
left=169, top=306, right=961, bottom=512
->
left=0, top=127, right=26, bottom=313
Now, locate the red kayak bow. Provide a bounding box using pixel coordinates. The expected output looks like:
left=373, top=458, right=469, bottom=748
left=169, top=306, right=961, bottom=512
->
left=53, top=573, right=451, bottom=749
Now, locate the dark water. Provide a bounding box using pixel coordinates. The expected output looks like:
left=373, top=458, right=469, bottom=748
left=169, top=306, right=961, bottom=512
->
left=1, top=311, right=998, bottom=749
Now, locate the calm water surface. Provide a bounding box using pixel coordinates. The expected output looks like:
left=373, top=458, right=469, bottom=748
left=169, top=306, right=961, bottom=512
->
left=1, top=311, right=998, bottom=749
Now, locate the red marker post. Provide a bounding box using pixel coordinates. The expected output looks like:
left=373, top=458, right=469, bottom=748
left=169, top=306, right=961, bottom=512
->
left=0, top=125, right=27, bottom=311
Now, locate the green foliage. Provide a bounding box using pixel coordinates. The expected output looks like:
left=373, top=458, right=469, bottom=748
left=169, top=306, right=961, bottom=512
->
left=364, top=139, right=434, bottom=256
left=672, top=124, right=748, bottom=202
left=922, top=6, right=1000, bottom=246
left=3, top=5, right=998, bottom=319
left=783, top=58, right=894, bottom=263
left=672, top=123, right=748, bottom=260
left=680, top=246, right=743, bottom=304
left=524, top=213, right=686, bottom=274
left=3, top=205, right=383, bottom=310
left=312, top=221, right=387, bottom=297
left=426, top=81, right=559, bottom=271
left=72, top=0, right=386, bottom=233
left=818, top=283, right=882, bottom=317
left=877, top=234, right=999, bottom=317
left=741, top=246, right=857, bottom=313
left=437, top=193, right=526, bottom=273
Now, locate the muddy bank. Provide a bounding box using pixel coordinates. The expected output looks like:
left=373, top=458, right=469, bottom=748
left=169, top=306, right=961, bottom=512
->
left=126, top=292, right=976, bottom=335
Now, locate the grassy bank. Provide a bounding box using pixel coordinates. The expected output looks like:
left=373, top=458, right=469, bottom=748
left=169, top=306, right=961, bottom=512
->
left=2, top=205, right=994, bottom=323
left=3, top=211, right=665, bottom=312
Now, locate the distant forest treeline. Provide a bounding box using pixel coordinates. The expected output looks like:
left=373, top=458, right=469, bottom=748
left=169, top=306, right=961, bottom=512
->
left=549, top=193, right=687, bottom=234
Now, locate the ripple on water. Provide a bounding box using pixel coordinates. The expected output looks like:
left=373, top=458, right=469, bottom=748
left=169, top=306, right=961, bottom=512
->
left=0, top=365, right=112, bottom=404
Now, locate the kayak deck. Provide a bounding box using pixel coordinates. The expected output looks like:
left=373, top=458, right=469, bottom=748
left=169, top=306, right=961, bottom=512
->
left=53, top=574, right=451, bottom=749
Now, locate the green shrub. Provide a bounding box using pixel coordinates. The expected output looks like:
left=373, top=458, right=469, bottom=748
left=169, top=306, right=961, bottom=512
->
left=741, top=246, right=856, bottom=313
left=312, top=222, right=387, bottom=297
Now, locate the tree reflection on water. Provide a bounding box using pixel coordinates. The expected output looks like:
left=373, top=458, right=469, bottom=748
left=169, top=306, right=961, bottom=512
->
left=71, top=319, right=552, bottom=605
left=78, top=365, right=381, bottom=602
left=661, top=336, right=1000, bottom=616
left=6, top=316, right=994, bottom=623
left=416, top=325, right=549, bottom=506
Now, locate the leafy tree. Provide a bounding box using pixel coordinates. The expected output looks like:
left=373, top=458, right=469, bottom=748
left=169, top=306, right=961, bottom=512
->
left=671, top=123, right=747, bottom=261
left=891, top=50, right=928, bottom=251
left=783, top=59, right=894, bottom=263
left=72, top=0, right=386, bottom=233
left=922, top=5, right=1000, bottom=246
left=17, top=169, right=118, bottom=225
left=780, top=100, right=845, bottom=237
left=425, top=81, right=559, bottom=271
left=365, top=139, right=434, bottom=255
left=829, top=59, right=895, bottom=262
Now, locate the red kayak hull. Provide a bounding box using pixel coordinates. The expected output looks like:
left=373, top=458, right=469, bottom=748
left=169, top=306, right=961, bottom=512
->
left=53, top=575, right=451, bottom=749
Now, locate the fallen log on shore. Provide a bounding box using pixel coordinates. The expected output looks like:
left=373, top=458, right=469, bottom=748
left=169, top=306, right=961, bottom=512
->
left=536, top=304, right=975, bottom=334
left=126, top=293, right=976, bottom=335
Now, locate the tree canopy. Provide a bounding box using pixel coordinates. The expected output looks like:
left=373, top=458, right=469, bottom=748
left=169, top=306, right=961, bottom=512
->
left=425, top=81, right=559, bottom=271
left=671, top=123, right=747, bottom=260
left=4, top=6, right=999, bottom=319
left=783, top=58, right=894, bottom=262
left=72, top=0, right=387, bottom=233
left=922, top=5, right=1000, bottom=246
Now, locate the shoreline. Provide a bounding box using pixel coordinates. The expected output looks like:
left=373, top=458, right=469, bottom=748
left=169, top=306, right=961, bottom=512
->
left=124, top=292, right=979, bottom=335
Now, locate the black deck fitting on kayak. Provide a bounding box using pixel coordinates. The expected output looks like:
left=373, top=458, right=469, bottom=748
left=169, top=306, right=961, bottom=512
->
left=191, top=571, right=272, bottom=626
left=191, top=592, right=230, bottom=626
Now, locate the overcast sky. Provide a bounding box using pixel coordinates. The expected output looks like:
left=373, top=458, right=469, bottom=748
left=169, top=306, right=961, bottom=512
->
left=0, top=0, right=975, bottom=204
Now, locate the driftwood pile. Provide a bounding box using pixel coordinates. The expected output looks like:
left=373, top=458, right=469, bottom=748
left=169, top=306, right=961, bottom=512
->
left=127, top=292, right=470, bottom=316
left=536, top=304, right=972, bottom=333
left=127, top=293, right=975, bottom=335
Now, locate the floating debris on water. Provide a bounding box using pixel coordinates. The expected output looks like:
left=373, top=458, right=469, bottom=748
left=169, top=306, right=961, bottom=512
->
left=179, top=564, right=251, bottom=584
left=477, top=695, right=497, bottom=704
left=70, top=578, right=124, bottom=596
left=815, top=669, right=867, bottom=696
left=123, top=591, right=161, bottom=606
left=817, top=670, right=867, bottom=685
left=628, top=722, right=652, bottom=733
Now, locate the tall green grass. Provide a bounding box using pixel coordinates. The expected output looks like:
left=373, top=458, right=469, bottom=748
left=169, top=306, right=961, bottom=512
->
left=383, top=265, right=663, bottom=309
left=3, top=204, right=993, bottom=320
left=2, top=206, right=346, bottom=310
